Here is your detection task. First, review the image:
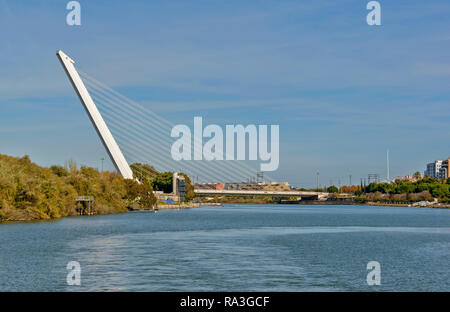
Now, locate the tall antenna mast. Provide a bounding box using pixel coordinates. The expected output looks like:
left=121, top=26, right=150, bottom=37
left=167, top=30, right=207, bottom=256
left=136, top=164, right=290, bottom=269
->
left=387, top=149, right=390, bottom=182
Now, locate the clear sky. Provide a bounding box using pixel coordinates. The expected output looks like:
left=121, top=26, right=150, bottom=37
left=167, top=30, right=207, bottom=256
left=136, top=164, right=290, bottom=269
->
left=1, top=0, right=450, bottom=187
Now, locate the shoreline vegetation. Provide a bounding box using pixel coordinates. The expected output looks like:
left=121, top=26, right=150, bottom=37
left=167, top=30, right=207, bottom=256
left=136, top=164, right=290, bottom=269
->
left=0, top=154, right=200, bottom=223
left=0, top=154, right=156, bottom=222
left=1, top=154, right=449, bottom=223
left=352, top=174, right=450, bottom=209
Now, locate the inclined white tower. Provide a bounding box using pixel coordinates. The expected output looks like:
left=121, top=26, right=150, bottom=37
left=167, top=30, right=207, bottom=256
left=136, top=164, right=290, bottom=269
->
left=56, top=50, right=134, bottom=179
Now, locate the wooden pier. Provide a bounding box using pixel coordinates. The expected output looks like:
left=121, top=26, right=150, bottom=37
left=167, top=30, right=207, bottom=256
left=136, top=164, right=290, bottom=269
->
left=76, top=196, right=95, bottom=215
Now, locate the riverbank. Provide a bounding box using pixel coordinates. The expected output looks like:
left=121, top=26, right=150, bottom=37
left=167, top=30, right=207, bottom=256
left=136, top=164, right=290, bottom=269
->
left=364, top=201, right=450, bottom=209
left=0, top=154, right=158, bottom=223
left=194, top=196, right=450, bottom=209
left=0, top=202, right=209, bottom=223
left=2, top=200, right=448, bottom=225
left=154, top=202, right=203, bottom=210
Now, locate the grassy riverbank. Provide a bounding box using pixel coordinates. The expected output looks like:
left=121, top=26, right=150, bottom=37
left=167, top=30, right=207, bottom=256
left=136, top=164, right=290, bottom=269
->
left=194, top=195, right=450, bottom=208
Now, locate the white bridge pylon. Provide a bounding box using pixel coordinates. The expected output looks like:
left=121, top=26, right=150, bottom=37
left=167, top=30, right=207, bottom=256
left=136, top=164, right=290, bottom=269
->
left=56, top=50, right=134, bottom=179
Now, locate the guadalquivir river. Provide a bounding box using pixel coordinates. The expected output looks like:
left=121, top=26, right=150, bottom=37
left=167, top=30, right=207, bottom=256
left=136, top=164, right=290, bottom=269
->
left=0, top=204, right=449, bottom=291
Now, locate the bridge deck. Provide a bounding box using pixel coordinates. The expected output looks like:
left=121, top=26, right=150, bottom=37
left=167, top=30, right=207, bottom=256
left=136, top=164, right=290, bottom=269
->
left=194, top=189, right=329, bottom=197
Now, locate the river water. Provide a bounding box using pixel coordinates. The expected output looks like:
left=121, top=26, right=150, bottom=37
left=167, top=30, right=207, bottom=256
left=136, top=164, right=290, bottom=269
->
left=0, top=204, right=448, bottom=291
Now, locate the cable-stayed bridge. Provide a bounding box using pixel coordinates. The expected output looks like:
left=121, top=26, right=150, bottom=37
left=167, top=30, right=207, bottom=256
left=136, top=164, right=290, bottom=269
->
left=56, top=50, right=269, bottom=184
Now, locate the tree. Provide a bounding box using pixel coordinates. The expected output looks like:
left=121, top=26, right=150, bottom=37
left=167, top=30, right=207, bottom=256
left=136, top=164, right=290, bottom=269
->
left=413, top=171, right=421, bottom=180
left=422, top=175, right=438, bottom=184
left=50, top=165, right=68, bottom=177
left=151, top=172, right=173, bottom=193
left=130, top=163, right=159, bottom=184
left=124, top=179, right=156, bottom=208
left=327, top=185, right=338, bottom=193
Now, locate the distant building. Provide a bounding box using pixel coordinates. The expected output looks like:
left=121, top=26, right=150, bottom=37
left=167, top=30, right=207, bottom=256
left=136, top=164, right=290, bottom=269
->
left=425, top=160, right=442, bottom=178
left=439, top=162, right=449, bottom=179
left=395, top=175, right=419, bottom=182
left=195, top=181, right=291, bottom=192
left=425, top=158, right=449, bottom=179
left=194, top=183, right=223, bottom=190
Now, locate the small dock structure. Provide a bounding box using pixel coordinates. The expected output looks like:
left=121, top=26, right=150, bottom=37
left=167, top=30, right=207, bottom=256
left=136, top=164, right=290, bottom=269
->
left=76, top=196, right=95, bottom=215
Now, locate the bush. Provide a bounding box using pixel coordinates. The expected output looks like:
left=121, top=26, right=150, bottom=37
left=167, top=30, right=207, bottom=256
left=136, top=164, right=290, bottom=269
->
left=360, top=177, right=450, bottom=203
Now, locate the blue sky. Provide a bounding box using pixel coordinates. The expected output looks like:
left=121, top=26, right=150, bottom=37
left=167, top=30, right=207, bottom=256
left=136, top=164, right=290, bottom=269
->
left=1, top=0, right=450, bottom=187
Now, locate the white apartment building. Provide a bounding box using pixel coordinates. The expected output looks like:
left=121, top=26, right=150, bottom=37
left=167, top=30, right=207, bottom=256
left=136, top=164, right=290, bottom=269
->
left=425, top=159, right=448, bottom=179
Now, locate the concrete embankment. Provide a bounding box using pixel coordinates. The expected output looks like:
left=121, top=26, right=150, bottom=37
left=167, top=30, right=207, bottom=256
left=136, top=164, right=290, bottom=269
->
left=364, top=202, right=450, bottom=209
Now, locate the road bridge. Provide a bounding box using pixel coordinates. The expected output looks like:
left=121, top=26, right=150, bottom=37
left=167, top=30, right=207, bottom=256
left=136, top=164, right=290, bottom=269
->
left=194, top=189, right=329, bottom=200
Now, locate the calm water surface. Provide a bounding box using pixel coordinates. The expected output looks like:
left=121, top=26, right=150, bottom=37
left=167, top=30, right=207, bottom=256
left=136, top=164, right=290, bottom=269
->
left=0, top=204, right=449, bottom=291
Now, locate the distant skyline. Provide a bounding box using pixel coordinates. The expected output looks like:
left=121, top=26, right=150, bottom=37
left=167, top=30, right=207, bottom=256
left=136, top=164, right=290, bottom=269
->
left=1, top=0, right=450, bottom=187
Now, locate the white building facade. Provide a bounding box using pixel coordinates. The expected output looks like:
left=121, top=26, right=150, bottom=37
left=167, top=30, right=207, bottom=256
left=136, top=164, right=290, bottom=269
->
left=425, top=160, right=448, bottom=179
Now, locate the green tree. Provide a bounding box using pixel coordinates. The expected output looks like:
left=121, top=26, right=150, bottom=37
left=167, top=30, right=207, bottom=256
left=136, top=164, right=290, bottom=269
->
left=130, top=163, right=159, bottom=184
left=124, top=179, right=156, bottom=208
left=50, top=165, right=68, bottom=177
left=151, top=172, right=173, bottom=193
left=327, top=185, right=338, bottom=193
